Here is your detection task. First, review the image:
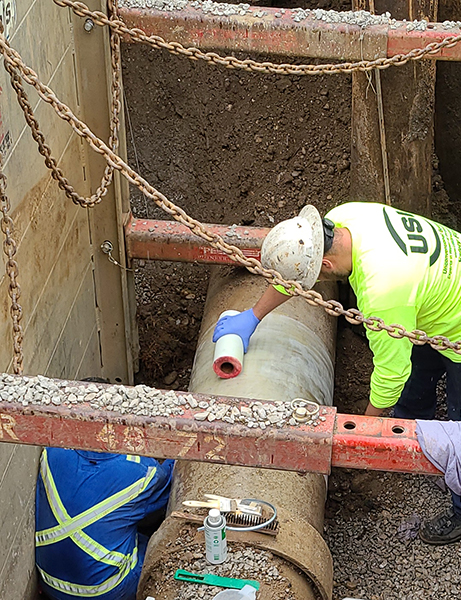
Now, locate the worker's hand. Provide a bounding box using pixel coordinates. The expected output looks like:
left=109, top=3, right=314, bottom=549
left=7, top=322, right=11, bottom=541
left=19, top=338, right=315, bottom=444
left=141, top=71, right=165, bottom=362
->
left=212, top=309, right=260, bottom=353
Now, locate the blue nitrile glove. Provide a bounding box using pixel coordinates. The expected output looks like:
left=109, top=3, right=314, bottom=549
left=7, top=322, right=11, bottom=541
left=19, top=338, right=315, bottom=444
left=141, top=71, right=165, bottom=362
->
left=212, top=309, right=260, bottom=353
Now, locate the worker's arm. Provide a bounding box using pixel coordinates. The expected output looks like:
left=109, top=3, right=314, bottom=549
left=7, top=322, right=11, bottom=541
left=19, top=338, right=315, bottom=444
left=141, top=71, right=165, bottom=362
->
left=212, top=285, right=291, bottom=352
left=253, top=283, right=292, bottom=320
left=364, top=402, right=386, bottom=417
left=365, top=304, right=416, bottom=411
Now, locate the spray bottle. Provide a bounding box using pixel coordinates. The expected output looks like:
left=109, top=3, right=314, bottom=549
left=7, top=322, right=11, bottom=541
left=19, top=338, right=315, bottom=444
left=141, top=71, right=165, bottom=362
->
left=204, top=508, right=228, bottom=564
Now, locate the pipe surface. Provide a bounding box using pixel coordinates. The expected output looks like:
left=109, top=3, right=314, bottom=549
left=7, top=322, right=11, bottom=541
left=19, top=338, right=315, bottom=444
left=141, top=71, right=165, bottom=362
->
left=138, top=269, right=336, bottom=599
left=192, top=269, right=336, bottom=404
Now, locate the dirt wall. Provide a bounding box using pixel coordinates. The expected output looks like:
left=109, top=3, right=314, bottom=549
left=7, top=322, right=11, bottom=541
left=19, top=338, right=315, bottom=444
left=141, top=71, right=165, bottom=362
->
left=124, top=0, right=461, bottom=398
left=436, top=0, right=461, bottom=216
left=123, top=35, right=352, bottom=387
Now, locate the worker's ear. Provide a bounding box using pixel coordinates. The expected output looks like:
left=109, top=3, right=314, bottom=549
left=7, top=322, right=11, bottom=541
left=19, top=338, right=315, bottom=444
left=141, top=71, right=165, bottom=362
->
left=321, top=257, right=335, bottom=274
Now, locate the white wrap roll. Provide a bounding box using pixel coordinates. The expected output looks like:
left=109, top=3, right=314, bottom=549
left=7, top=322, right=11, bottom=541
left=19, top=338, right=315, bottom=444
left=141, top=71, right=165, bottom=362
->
left=213, top=310, right=244, bottom=379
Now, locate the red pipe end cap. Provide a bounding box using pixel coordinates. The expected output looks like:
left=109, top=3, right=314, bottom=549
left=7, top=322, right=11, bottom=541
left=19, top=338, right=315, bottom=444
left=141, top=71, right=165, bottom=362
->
left=213, top=355, right=243, bottom=379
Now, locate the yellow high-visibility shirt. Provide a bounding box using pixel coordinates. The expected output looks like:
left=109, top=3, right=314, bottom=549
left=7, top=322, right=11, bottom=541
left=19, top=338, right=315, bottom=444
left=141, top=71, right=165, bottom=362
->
left=326, top=202, right=461, bottom=408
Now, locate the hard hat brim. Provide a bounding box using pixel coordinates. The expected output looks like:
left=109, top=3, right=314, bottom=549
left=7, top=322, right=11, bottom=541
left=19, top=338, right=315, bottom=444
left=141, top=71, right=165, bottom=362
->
left=298, top=205, right=324, bottom=289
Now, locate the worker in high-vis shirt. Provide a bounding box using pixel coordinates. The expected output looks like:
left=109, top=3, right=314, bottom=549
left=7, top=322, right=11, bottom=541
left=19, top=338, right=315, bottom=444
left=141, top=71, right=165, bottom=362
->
left=35, top=447, right=174, bottom=600
left=213, top=201, right=461, bottom=546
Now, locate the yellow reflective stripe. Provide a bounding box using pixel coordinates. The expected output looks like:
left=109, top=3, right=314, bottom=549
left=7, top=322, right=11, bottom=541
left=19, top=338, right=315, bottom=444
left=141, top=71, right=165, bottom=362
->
left=40, top=449, right=70, bottom=523
left=37, top=465, right=157, bottom=545
left=36, top=451, right=145, bottom=595
left=72, top=530, right=131, bottom=567
left=273, top=284, right=295, bottom=296
left=36, top=449, right=76, bottom=544
left=126, top=455, right=141, bottom=463
left=37, top=467, right=157, bottom=544
left=37, top=548, right=138, bottom=598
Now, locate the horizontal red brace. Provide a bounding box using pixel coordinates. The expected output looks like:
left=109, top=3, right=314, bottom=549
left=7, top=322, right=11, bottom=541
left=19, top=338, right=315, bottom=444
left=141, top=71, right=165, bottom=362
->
left=387, top=27, right=461, bottom=61
left=119, top=5, right=461, bottom=62
left=0, top=388, right=440, bottom=476
left=125, top=215, right=269, bottom=264
left=0, top=395, right=335, bottom=474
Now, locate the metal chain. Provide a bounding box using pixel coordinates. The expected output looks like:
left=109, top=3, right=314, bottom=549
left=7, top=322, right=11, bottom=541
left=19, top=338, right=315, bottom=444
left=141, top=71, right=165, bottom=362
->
left=0, top=0, right=121, bottom=373
left=0, top=159, right=23, bottom=375
left=1, top=9, right=460, bottom=355
left=2, top=0, right=122, bottom=208
left=54, top=0, right=461, bottom=76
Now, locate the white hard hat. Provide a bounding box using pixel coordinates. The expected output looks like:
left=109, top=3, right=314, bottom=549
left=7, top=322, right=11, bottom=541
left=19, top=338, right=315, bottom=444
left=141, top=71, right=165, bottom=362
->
left=261, top=205, right=324, bottom=289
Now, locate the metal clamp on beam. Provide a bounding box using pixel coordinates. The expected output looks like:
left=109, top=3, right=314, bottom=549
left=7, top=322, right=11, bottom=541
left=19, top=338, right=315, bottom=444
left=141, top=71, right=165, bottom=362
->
left=332, top=413, right=440, bottom=475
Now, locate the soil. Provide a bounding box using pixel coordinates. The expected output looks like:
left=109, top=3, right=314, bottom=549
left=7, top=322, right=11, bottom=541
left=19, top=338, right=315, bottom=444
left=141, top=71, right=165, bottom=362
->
left=122, top=0, right=353, bottom=389
left=123, top=9, right=456, bottom=396
left=121, top=2, right=461, bottom=598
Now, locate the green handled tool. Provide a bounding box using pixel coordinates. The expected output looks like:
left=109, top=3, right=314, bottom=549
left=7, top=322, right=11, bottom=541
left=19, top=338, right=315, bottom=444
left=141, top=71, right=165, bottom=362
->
left=174, top=569, right=260, bottom=590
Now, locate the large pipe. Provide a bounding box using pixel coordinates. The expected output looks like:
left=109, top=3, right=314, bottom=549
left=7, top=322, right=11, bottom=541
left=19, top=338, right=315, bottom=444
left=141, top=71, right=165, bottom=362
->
left=138, top=269, right=336, bottom=600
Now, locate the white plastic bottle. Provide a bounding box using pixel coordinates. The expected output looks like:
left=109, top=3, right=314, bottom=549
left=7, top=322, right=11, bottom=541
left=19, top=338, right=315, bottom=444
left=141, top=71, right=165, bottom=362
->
left=204, top=508, right=228, bottom=564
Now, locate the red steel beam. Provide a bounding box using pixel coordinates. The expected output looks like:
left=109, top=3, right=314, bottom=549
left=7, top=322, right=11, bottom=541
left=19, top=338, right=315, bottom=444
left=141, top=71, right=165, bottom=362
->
left=387, top=27, right=461, bottom=60
left=0, top=393, right=440, bottom=476
left=125, top=215, right=269, bottom=264
left=0, top=395, right=335, bottom=474
left=119, top=5, right=387, bottom=60
left=119, top=5, right=461, bottom=62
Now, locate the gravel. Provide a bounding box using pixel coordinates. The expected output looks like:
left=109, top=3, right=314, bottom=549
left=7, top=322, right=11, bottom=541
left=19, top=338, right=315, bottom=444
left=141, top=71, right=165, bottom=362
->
left=292, top=8, right=397, bottom=26
left=324, top=471, right=461, bottom=600
left=326, top=381, right=460, bottom=600
left=0, top=373, right=325, bottom=429
left=147, top=540, right=297, bottom=600
left=119, top=0, right=252, bottom=16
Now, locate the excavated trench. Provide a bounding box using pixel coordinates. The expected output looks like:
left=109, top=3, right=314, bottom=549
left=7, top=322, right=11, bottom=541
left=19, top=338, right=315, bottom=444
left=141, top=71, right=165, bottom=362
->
left=122, top=1, right=461, bottom=598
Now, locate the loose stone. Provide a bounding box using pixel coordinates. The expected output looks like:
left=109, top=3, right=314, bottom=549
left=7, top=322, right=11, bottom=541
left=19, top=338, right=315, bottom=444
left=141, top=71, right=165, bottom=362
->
left=194, top=412, right=209, bottom=421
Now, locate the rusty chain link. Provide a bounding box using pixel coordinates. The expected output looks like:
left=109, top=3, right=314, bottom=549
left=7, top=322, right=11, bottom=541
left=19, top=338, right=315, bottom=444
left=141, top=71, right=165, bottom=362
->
left=0, top=159, right=23, bottom=375
left=0, top=1, right=460, bottom=360
left=54, top=0, right=461, bottom=76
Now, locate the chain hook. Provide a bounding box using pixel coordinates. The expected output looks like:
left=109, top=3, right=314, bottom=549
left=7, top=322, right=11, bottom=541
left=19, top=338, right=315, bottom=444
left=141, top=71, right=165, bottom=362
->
left=291, top=398, right=320, bottom=423
left=100, top=240, right=133, bottom=271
